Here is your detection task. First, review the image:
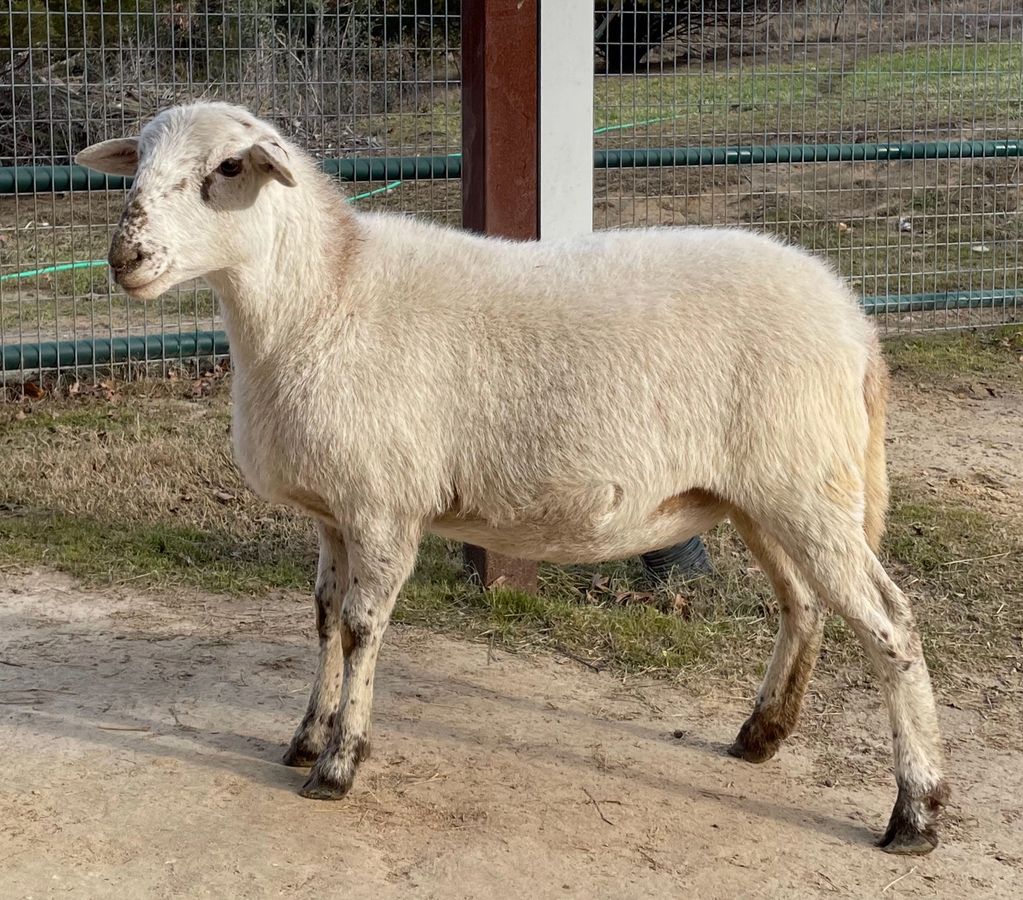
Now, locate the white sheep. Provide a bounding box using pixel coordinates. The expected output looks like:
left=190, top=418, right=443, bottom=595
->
left=77, top=102, right=947, bottom=854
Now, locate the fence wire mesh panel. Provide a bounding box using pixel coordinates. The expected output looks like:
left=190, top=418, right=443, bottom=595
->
left=1, top=2, right=460, bottom=388
left=594, top=1, right=1023, bottom=334
left=3, top=2, right=1022, bottom=390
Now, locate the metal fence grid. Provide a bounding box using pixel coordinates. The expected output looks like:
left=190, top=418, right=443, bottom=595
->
left=594, top=0, right=1023, bottom=334
left=2, top=2, right=1021, bottom=389
left=1, top=1, right=462, bottom=388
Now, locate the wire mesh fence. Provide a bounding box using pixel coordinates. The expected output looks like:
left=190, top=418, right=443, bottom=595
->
left=2, top=2, right=1021, bottom=389
left=594, top=1, right=1023, bottom=334
left=1, top=1, right=462, bottom=388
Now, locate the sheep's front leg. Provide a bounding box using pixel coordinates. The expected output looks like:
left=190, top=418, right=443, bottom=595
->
left=283, top=524, right=348, bottom=767
left=300, top=519, right=419, bottom=800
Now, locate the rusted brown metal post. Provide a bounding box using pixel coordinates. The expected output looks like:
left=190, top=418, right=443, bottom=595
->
left=460, top=0, right=540, bottom=593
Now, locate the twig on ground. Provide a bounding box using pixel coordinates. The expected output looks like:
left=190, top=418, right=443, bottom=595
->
left=882, top=866, right=918, bottom=893
left=942, top=550, right=1012, bottom=566
left=560, top=649, right=605, bottom=672
left=582, top=786, right=615, bottom=826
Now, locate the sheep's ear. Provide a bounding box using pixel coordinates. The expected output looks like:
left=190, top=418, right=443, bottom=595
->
left=75, top=138, right=140, bottom=176
left=249, top=140, right=297, bottom=188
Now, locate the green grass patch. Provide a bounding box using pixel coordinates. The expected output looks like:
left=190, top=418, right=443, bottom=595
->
left=365, top=44, right=1023, bottom=152
left=884, top=325, right=1023, bottom=384
left=592, top=43, right=1022, bottom=145
left=0, top=509, right=315, bottom=595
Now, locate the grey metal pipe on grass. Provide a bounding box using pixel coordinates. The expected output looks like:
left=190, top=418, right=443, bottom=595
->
left=2, top=140, right=1021, bottom=195
left=2, top=290, right=1017, bottom=372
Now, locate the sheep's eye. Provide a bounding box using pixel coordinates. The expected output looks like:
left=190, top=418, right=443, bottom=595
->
left=218, top=158, right=243, bottom=177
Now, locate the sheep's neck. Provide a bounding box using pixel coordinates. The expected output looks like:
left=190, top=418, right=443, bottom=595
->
left=206, top=183, right=355, bottom=370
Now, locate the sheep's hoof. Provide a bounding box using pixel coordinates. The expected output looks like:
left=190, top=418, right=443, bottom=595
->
left=878, top=783, right=947, bottom=855
left=299, top=769, right=352, bottom=801
left=879, top=828, right=938, bottom=856
left=282, top=742, right=320, bottom=768
left=727, top=717, right=781, bottom=764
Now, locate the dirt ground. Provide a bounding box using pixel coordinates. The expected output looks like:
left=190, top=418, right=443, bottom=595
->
left=1, top=373, right=1022, bottom=899
left=0, top=571, right=1019, bottom=900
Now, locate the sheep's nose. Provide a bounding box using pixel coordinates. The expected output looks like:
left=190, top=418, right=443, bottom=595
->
left=108, top=236, right=149, bottom=274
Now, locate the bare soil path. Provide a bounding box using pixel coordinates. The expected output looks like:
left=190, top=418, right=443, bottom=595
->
left=0, top=566, right=1020, bottom=899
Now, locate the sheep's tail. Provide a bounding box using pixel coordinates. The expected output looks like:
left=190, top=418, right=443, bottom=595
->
left=862, top=336, right=890, bottom=553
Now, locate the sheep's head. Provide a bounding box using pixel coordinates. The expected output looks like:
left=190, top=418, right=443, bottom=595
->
left=76, top=103, right=297, bottom=300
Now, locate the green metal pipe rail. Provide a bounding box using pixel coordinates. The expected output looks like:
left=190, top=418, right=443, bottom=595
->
left=1, top=139, right=1021, bottom=194
left=3, top=290, right=1017, bottom=372
left=2, top=332, right=231, bottom=371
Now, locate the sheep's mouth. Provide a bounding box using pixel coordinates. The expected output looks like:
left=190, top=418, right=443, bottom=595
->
left=116, top=269, right=174, bottom=300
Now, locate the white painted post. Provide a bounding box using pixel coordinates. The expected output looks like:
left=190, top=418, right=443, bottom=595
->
left=539, top=0, right=594, bottom=241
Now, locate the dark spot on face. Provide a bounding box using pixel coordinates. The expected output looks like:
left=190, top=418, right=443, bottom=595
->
left=173, top=178, right=189, bottom=192
left=364, top=678, right=369, bottom=687
left=200, top=173, right=214, bottom=203
left=330, top=564, right=336, bottom=573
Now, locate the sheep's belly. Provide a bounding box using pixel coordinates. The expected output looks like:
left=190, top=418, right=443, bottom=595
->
left=428, top=496, right=727, bottom=564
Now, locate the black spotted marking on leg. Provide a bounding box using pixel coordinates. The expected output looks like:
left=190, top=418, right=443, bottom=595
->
left=341, top=617, right=372, bottom=656
left=351, top=734, right=371, bottom=764
left=283, top=742, right=320, bottom=767
left=879, top=780, right=949, bottom=855
left=298, top=735, right=371, bottom=800
left=283, top=723, right=324, bottom=767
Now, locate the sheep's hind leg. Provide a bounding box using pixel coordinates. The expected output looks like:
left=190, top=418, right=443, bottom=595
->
left=283, top=524, right=348, bottom=767
left=727, top=511, right=824, bottom=764
left=774, top=511, right=948, bottom=855
left=300, top=519, right=420, bottom=800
